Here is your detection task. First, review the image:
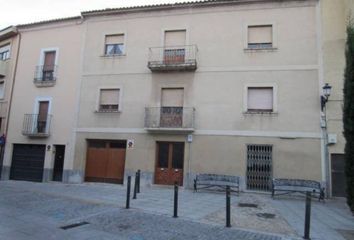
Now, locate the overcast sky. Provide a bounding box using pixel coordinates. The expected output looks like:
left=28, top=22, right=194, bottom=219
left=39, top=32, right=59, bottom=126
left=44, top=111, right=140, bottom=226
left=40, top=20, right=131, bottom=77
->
left=0, top=0, right=193, bottom=29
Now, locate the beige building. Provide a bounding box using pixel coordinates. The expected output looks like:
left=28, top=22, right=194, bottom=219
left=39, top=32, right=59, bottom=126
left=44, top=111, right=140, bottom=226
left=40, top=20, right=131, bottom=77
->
left=0, top=27, right=20, bottom=177
left=320, top=0, right=354, bottom=197
left=1, top=18, right=84, bottom=182
left=1, top=0, right=349, bottom=195
left=73, top=0, right=323, bottom=191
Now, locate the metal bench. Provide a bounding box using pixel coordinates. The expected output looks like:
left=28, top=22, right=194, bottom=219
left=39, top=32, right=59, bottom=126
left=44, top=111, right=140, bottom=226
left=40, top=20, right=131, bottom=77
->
left=271, top=178, right=325, bottom=201
left=194, top=174, right=240, bottom=193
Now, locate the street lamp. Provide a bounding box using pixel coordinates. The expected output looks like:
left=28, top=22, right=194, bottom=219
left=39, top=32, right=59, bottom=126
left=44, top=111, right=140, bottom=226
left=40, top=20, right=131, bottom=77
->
left=321, top=83, right=332, bottom=111
left=321, top=83, right=332, bottom=198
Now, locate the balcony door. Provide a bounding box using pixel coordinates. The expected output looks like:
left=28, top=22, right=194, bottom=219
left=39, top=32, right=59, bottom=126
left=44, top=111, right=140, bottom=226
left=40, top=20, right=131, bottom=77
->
left=37, top=101, right=49, bottom=133
left=160, top=88, right=183, bottom=128
left=42, top=51, right=56, bottom=81
left=155, top=142, right=184, bottom=186
left=164, top=30, right=186, bottom=64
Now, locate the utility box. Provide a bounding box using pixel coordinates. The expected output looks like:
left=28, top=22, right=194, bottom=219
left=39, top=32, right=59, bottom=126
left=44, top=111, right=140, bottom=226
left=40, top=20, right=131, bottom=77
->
left=328, top=134, right=337, bottom=144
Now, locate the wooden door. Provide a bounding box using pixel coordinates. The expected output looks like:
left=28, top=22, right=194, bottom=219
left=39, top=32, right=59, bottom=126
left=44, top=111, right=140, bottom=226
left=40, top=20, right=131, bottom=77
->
left=331, top=154, right=347, bottom=197
left=37, top=101, right=49, bottom=133
left=155, top=142, right=184, bottom=186
left=85, top=140, right=126, bottom=184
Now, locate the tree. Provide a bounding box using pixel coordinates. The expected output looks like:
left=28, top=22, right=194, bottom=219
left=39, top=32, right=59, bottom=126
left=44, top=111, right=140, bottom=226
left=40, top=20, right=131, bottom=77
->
left=343, top=22, right=354, bottom=213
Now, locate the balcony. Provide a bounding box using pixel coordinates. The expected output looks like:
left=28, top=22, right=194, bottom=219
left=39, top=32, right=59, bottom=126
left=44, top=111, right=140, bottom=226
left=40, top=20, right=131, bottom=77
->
left=33, top=65, right=57, bottom=87
left=148, top=45, right=197, bottom=72
left=22, top=114, right=52, bottom=137
left=145, top=107, right=195, bottom=132
left=0, top=60, right=9, bottom=77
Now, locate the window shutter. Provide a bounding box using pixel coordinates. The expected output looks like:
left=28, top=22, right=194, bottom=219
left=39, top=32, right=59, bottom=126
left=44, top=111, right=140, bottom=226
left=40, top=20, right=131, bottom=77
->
left=0, top=82, right=4, bottom=99
left=100, top=89, right=120, bottom=105
left=161, top=88, right=184, bottom=107
left=248, top=25, right=272, bottom=44
left=248, top=87, right=273, bottom=111
left=105, top=34, right=124, bottom=44
left=164, top=30, right=186, bottom=46
left=43, top=51, right=56, bottom=69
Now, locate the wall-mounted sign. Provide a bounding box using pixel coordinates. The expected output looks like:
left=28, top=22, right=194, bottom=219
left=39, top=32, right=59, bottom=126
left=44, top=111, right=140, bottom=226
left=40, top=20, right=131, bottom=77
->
left=127, top=139, right=134, bottom=149
left=187, top=134, right=193, bottom=143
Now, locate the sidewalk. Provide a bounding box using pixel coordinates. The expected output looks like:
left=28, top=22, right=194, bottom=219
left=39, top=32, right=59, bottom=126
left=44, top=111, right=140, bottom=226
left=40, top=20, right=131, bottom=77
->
left=1, top=180, right=353, bottom=240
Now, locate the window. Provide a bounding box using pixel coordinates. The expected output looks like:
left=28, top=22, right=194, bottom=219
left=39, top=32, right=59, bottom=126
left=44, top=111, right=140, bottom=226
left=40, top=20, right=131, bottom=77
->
left=164, top=30, right=186, bottom=64
left=247, top=87, right=273, bottom=112
left=0, top=44, right=10, bottom=60
left=160, top=88, right=184, bottom=127
left=105, top=34, right=124, bottom=56
left=99, top=88, right=120, bottom=112
left=247, top=25, right=273, bottom=49
left=0, top=82, right=4, bottom=99
left=42, top=51, right=56, bottom=81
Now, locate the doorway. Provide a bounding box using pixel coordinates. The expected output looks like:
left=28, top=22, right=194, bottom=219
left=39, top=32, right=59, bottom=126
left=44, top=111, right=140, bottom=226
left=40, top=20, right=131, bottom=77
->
left=53, top=145, right=65, bottom=181
left=331, top=154, right=347, bottom=197
left=160, top=88, right=184, bottom=128
left=155, top=142, right=184, bottom=186
left=37, top=101, right=49, bottom=133
left=85, top=140, right=126, bottom=184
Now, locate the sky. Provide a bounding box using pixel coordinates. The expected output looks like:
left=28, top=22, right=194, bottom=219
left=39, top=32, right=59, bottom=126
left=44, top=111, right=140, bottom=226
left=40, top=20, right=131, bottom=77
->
left=0, top=0, right=194, bottom=29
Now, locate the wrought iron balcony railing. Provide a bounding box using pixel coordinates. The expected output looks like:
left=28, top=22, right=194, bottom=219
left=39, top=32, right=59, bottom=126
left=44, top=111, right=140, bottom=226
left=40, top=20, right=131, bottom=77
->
left=33, top=65, right=57, bottom=86
left=145, top=107, right=195, bottom=132
left=148, top=45, right=197, bottom=72
left=22, top=114, right=52, bottom=137
left=0, top=60, right=9, bottom=77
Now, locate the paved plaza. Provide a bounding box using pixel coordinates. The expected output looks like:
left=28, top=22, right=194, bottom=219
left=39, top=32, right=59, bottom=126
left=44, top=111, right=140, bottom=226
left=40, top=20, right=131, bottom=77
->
left=0, top=181, right=353, bottom=240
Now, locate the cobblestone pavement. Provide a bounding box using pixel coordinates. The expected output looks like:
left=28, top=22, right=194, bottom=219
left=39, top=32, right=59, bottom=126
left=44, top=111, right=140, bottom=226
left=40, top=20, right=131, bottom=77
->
left=0, top=181, right=291, bottom=240
left=1, top=181, right=353, bottom=240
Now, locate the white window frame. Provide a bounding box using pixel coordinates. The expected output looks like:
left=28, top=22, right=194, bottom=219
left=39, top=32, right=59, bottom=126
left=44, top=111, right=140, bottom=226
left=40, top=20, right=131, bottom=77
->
left=38, top=47, right=59, bottom=66
left=0, top=43, right=11, bottom=60
left=102, top=32, right=127, bottom=57
left=243, top=22, right=278, bottom=50
left=36, top=48, right=59, bottom=82
left=161, top=28, right=189, bottom=47
left=96, top=87, right=123, bottom=113
left=243, top=83, right=278, bottom=114
left=34, top=97, right=53, bottom=115
left=31, top=97, right=52, bottom=133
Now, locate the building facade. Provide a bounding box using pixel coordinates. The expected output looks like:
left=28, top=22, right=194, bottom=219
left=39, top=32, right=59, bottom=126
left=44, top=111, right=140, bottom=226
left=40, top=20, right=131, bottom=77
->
left=320, top=0, right=354, bottom=197
left=0, top=27, right=20, bottom=177
left=1, top=0, right=347, bottom=194
left=72, top=0, right=322, bottom=191
left=1, top=18, right=83, bottom=182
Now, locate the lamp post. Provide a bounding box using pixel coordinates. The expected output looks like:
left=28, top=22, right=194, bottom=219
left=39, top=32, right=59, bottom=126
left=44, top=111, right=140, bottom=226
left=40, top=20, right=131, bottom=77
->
left=321, top=83, right=332, bottom=111
left=321, top=83, right=332, bottom=198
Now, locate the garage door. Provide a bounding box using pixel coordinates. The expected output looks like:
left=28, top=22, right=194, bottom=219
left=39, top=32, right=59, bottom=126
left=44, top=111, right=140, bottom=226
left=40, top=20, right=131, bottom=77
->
left=85, top=140, right=126, bottom=184
left=10, top=144, right=46, bottom=182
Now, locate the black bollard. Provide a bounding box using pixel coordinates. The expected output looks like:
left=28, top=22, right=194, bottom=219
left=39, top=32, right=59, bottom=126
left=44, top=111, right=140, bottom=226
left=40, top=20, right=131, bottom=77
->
left=133, top=172, right=138, bottom=199
left=137, top=169, right=141, bottom=193
left=303, top=191, right=312, bottom=240
left=173, top=181, right=178, bottom=218
left=126, top=176, right=131, bottom=209
left=226, top=185, right=231, bottom=228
